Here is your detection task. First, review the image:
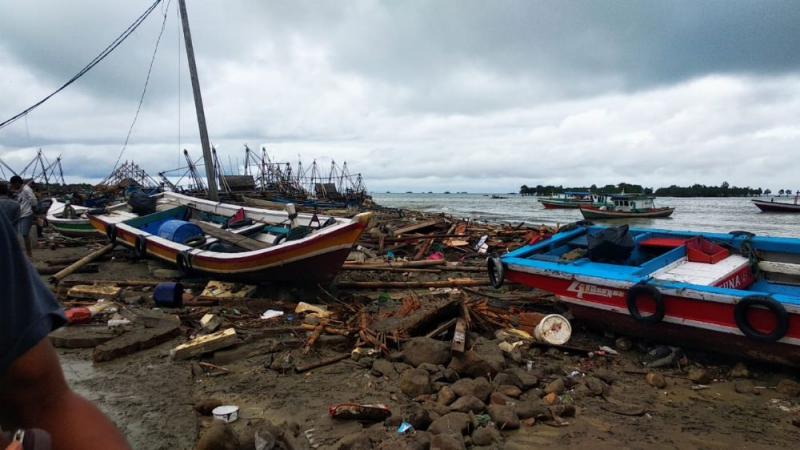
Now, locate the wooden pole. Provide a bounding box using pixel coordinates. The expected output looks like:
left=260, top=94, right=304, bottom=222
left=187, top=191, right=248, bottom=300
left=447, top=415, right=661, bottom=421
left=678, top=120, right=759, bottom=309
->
left=178, top=0, right=218, bottom=201
left=335, top=279, right=489, bottom=289
left=49, top=244, right=114, bottom=284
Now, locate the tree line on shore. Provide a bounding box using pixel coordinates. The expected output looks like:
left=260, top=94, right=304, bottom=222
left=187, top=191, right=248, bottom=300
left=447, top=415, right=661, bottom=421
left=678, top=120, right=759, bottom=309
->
left=520, top=182, right=795, bottom=197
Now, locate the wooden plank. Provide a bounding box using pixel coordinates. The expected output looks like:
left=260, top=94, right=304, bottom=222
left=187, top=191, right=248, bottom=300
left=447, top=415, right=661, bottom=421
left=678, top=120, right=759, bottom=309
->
left=171, top=328, right=238, bottom=360
left=392, top=219, right=443, bottom=236
left=190, top=219, right=269, bottom=251
left=425, top=318, right=457, bottom=338
left=451, top=318, right=466, bottom=353
left=335, top=278, right=490, bottom=289
left=67, top=284, right=121, bottom=300
left=759, top=261, right=800, bottom=276
left=50, top=244, right=114, bottom=284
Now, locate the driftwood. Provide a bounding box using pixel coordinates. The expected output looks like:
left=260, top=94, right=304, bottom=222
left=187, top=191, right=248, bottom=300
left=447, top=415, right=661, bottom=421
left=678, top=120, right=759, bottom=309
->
left=36, top=263, right=99, bottom=275
left=295, top=353, right=350, bottom=373
left=343, top=260, right=446, bottom=269
left=392, top=219, right=443, bottom=236
left=191, top=220, right=269, bottom=251
left=336, top=279, right=489, bottom=289
left=49, top=243, right=114, bottom=284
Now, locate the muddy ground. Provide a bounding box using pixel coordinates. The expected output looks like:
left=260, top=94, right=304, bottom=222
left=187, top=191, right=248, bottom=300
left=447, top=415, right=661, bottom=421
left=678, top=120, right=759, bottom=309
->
left=32, top=239, right=800, bottom=450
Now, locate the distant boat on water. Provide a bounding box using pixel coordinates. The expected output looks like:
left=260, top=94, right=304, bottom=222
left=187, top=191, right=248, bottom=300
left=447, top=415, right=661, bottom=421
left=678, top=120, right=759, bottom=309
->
left=538, top=191, right=593, bottom=209
left=753, top=197, right=800, bottom=213
left=580, top=193, right=674, bottom=219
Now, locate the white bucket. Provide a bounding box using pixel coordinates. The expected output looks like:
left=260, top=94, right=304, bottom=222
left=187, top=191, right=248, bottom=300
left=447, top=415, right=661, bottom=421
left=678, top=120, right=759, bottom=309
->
left=533, top=314, right=572, bottom=345
left=212, top=405, right=239, bottom=423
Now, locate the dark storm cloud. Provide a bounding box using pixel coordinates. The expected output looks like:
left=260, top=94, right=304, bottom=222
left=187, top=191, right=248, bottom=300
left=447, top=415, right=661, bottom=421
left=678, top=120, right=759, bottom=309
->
left=1, top=1, right=800, bottom=192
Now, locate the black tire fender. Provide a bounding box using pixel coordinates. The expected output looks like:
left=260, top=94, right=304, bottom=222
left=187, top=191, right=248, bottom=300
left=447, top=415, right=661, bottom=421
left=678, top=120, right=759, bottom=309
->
left=106, top=223, right=117, bottom=244
left=134, top=235, right=147, bottom=258
left=730, top=230, right=755, bottom=239
left=734, top=295, right=789, bottom=342
left=626, top=284, right=665, bottom=324
left=176, top=251, right=193, bottom=275
left=488, top=256, right=505, bottom=289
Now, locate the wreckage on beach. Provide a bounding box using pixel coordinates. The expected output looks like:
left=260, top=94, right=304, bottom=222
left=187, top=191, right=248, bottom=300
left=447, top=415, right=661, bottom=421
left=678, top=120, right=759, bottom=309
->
left=490, top=224, right=800, bottom=366
left=88, top=191, right=371, bottom=282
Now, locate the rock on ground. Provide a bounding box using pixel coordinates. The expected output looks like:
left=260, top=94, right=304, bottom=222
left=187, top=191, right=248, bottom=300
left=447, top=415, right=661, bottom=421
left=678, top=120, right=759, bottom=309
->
left=428, top=412, right=472, bottom=435
left=776, top=379, right=800, bottom=397
left=487, top=404, right=520, bottom=430
left=400, top=368, right=433, bottom=397
left=448, top=338, right=505, bottom=377
left=471, top=426, right=502, bottom=446
left=431, top=433, right=466, bottom=450
left=449, top=395, right=486, bottom=413
left=451, top=377, right=493, bottom=402
left=403, top=337, right=452, bottom=367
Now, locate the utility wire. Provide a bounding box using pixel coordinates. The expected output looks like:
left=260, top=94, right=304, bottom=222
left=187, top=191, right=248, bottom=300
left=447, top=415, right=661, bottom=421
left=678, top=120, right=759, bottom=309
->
left=0, top=0, right=163, bottom=132
left=107, top=0, right=173, bottom=175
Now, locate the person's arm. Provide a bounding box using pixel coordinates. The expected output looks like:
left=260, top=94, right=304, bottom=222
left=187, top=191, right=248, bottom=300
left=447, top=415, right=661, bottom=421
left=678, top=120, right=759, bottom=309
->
left=0, top=340, right=130, bottom=450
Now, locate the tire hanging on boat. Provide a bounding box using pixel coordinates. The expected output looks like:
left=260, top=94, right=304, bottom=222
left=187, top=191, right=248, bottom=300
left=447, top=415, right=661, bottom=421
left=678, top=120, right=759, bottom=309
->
left=134, top=235, right=147, bottom=258
left=106, top=224, right=117, bottom=245
left=488, top=256, right=505, bottom=288
left=734, top=295, right=789, bottom=342
left=626, top=284, right=665, bottom=324
left=176, top=251, right=193, bottom=275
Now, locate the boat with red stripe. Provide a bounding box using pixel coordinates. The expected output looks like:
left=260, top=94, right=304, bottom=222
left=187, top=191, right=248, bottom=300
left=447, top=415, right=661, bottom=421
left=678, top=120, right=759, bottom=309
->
left=488, top=224, right=800, bottom=366
left=88, top=192, right=370, bottom=282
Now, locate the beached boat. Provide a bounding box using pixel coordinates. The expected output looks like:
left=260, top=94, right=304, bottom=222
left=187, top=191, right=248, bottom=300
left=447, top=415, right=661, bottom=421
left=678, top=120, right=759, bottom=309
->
left=88, top=192, right=371, bottom=282
left=488, top=224, right=800, bottom=366
left=47, top=198, right=98, bottom=237
left=753, top=197, right=800, bottom=213
left=580, top=194, right=674, bottom=219
left=538, top=191, right=593, bottom=209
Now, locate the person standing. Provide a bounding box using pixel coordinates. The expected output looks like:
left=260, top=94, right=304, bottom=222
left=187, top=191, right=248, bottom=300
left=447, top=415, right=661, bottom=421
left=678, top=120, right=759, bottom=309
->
left=0, top=212, right=130, bottom=449
left=0, top=184, right=20, bottom=226
left=9, top=176, right=36, bottom=258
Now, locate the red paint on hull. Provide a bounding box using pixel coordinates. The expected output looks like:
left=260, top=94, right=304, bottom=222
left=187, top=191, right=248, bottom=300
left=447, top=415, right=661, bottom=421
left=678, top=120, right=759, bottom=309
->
left=506, top=268, right=800, bottom=366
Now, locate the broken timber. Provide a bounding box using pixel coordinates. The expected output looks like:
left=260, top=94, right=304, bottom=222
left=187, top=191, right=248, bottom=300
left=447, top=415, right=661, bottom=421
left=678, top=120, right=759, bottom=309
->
left=93, top=321, right=181, bottom=362
left=49, top=243, right=114, bottom=284
left=392, top=219, right=443, bottom=236
left=171, top=328, right=238, bottom=360
left=190, top=220, right=269, bottom=251
left=335, top=279, right=489, bottom=289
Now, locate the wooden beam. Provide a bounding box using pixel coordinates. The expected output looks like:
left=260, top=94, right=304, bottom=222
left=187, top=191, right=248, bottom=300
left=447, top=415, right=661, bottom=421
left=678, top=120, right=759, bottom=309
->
left=49, top=244, right=114, bottom=284
left=759, top=261, right=800, bottom=276
left=392, top=219, right=443, bottom=236
left=171, top=328, right=238, bottom=360
left=335, top=278, right=490, bottom=289
left=190, top=220, right=269, bottom=251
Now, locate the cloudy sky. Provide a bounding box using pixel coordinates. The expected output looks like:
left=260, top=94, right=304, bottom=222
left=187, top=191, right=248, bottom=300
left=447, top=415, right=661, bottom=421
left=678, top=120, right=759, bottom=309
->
left=1, top=0, right=799, bottom=193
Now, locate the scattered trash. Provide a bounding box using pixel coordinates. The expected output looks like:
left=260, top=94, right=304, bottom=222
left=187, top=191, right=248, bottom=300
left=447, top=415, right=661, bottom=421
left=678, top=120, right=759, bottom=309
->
left=397, top=422, right=414, bottom=435
left=211, top=405, right=239, bottom=423
left=260, top=310, right=284, bottom=320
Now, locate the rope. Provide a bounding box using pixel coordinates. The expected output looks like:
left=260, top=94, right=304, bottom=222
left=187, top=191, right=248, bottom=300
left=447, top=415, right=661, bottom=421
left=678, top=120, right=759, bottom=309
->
left=0, top=0, right=164, bottom=132
left=108, top=0, right=173, bottom=175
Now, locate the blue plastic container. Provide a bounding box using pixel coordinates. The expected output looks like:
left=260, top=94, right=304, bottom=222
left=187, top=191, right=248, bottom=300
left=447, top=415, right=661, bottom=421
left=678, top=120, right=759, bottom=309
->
left=154, top=282, right=184, bottom=307
left=157, top=220, right=204, bottom=244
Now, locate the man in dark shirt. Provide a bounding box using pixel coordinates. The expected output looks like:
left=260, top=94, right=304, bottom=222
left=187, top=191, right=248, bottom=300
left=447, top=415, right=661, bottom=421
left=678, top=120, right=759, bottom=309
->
left=0, top=213, right=129, bottom=449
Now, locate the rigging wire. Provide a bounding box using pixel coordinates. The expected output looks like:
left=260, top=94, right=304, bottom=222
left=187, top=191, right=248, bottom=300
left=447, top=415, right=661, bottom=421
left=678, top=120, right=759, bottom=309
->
left=107, top=0, right=173, bottom=175
left=0, top=0, right=163, bottom=132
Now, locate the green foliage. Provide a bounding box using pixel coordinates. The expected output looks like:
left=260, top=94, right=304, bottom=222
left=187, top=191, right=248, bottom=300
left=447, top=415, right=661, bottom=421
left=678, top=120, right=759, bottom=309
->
left=519, top=182, right=652, bottom=196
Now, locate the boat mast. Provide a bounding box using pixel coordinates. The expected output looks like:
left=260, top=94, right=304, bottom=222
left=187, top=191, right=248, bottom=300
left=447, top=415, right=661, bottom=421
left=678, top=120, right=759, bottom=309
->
left=178, top=0, right=218, bottom=201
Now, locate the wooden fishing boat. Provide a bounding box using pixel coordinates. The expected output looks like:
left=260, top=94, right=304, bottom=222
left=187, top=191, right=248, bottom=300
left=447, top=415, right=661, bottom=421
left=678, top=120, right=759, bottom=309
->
left=538, top=191, right=593, bottom=209
left=753, top=198, right=800, bottom=213
left=488, top=224, right=800, bottom=366
left=88, top=192, right=371, bottom=282
left=47, top=198, right=98, bottom=237
left=580, top=194, right=674, bottom=219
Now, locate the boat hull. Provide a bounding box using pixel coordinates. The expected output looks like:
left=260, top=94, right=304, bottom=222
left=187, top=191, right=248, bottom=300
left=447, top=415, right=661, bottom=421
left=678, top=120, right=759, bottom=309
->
left=88, top=193, right=370, bottom=283
left=579, top=206, right=674, bottom=219
left=49, top=219, right=97, bottom=237
left=504, top=268, right=800, bottom=366
left=539, top=199, right=592, bottom=209
left=753, top=199, right=800, bottom=213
